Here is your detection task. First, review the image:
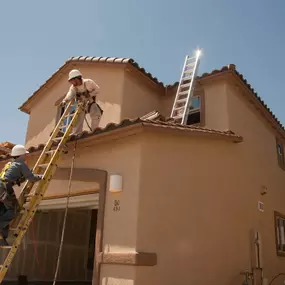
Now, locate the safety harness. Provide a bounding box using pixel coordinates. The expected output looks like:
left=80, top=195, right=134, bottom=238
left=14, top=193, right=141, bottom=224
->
left=74, top=81, right=103, bottom=115
left=0, top=162, right=12, bottom=182
left=0, top=162, right=25, bottom=187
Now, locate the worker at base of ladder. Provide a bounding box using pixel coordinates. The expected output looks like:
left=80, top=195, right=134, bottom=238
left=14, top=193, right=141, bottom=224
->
left=0, top=145, right=43, bottom=246
left=61, top=69, right=103, bottom=136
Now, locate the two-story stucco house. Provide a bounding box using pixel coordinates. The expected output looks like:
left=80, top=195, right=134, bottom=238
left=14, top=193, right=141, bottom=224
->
left=0, top=56, right=285, bottom=285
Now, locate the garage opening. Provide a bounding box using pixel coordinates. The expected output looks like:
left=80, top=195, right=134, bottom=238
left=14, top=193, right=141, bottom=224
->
left=2, top=208, right=98, bottom=284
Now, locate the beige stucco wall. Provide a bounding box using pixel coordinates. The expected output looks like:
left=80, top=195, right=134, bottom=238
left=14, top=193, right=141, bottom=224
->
left=226, top=82, right=285, bottom=281
left=133, top=129, right=285, bottom=285
left=120, top=68, right=164, bottom=119
left=11, top=66, right=285, bottom=285
left=60, top=136, right=143, bottom=284
left=25, top=64, right=125, bottom=148
left=0, top=134, right=143, bottom=284
left=202, top=79, right=230, bottom=130
left=160, top=80, right=230, bottom=129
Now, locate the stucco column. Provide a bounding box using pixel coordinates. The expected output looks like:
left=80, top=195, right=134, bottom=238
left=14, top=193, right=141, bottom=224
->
left=94, top=169, right=156, bottom=285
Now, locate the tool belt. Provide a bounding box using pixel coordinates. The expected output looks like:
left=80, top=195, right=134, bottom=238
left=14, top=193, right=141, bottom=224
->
left=76, top=92, right=103, bottom=115
left=76, top=91, right=90, bottom=100
left=87, top=97, right=103, bottom=114
left=1, top=177, right=25, bottom=187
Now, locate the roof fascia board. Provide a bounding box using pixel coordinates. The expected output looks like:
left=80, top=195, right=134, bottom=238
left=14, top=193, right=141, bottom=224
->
left=141, top=123, right=243, bottom=143
left=19, top=63, right=72, bottom=114
left=125, top=64, right=165, bottom=94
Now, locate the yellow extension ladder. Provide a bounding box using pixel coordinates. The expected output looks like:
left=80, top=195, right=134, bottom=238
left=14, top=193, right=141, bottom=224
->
left=0, top=99, right=85, bottom=283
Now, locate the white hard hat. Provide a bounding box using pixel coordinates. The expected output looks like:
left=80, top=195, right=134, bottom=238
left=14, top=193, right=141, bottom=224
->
left=68, top=69, right=82, bottom=81
left=10, top=145, right=29, bottom=157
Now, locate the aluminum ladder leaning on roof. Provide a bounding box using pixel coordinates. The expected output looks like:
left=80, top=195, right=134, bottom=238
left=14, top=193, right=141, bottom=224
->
left=0, top=98, right=85, bottom=283
left=170, top=49, right=202, bottom=125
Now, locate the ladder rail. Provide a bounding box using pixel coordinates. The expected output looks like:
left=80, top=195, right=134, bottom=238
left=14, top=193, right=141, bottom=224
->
left=16, top=101, right=75, bottom=208
left=14, top=101, right=83, bottom=229
left=170, top=50, right=202, bottom=125
left=170, top=55, right=188, bottom=118
left=181, top=55, right=201, bottom=125
left=0, top=100, right=85, bottom=282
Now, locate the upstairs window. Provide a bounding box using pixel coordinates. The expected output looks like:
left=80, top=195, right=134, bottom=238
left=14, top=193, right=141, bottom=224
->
left=276, top=139, right=285, bottom=170
left=275, top=211, right=285, bottom=256
left=187, top=96, right=201, bottom=125
left=59, top=104, right=76, bottom=132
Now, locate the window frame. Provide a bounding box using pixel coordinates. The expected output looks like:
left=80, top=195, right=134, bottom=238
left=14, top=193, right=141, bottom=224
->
left=276, top=138, right=285, bottom=170
left=186, top=91, right=205, bottom=126
left=58, top=104, right=76, bottom=132
left=274, top=211, right=285, bottom=257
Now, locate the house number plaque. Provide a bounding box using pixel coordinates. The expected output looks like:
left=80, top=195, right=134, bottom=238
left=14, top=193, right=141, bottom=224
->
left=113, top=199, right=120, bottom=212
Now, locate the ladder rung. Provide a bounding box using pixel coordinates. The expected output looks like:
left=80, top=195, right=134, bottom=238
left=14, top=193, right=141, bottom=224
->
left=178, top=90, right=189, bottom=96
left=60, top=125, right=69, bottom=129
left=53, top=137, right=64, bottom=141
left=184, top=69, right=194, bottom=74
left=187, top=56, right=196, bottom=62
left=45, top=150, right=55, bottom=155
left=174, top=106, right=185, bottom=112
left=185, top=62, right=195, bottom=68
left=177, top=98, right=187, bottom=104
left=180, top=83, right=190, bottom=89
left=0, top=245, right=12, bottom=249
left=64, top=114, right=74, bottom=119
left=172, top=115, right=182, bottom=120
left=182, top=76, right=192, bottom=81
left=38, top=163, right=49, bottom=169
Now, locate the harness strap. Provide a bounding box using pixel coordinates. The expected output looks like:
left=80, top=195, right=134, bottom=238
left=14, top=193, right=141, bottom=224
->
left=0, top=162, right=25, bottom=187
left=73, top=80, right=103, bottom=114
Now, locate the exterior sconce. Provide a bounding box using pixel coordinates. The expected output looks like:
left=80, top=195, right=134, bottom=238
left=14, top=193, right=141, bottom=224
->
left=109, top=174, right=123, bottom=193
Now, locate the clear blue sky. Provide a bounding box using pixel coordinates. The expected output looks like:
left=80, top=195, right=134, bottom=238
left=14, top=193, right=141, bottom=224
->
left=1, top=0, right=284, bottom=144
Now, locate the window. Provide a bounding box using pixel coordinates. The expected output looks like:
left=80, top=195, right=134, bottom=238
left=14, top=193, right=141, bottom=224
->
left=187, top=96, right=201, bottom=125
left=274, top=212, right=285, bottom=256
left=276, top=139, right=285, bottom=170
left=58, top=104, right=76, bottom=132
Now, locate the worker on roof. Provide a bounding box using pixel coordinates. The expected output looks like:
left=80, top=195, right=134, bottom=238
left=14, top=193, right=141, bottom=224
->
left=0, top=145, right=43, bottom=246
left=61, top=69, right=103, bottom=136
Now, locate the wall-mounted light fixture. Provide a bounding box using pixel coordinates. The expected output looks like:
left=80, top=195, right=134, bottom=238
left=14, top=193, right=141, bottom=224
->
left=109, top=174, right=123, bottom=193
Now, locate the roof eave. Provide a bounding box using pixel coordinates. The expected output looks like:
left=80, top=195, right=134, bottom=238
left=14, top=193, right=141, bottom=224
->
left=142, top=123, right=243, bottom=143
left=18, top=56, right=165, bottom=114
left=228, top=70, right=285, bottom=138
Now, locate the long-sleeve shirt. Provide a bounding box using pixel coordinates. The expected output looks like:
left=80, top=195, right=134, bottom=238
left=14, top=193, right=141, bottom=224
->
left=3, top=158, right=42, bottom=184
left=63, top=78, right=100, bottom=103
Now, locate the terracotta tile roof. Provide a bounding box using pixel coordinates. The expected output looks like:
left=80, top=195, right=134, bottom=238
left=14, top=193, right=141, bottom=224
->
left=169, top=64, right=285, bottom=133
left=0, top=113, right=242, bottom=162
left=18, top=56, right=284, bottom=137
left=18, top=56, right=164, bottom=112
left=0, top=142, right=15, bottom=156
